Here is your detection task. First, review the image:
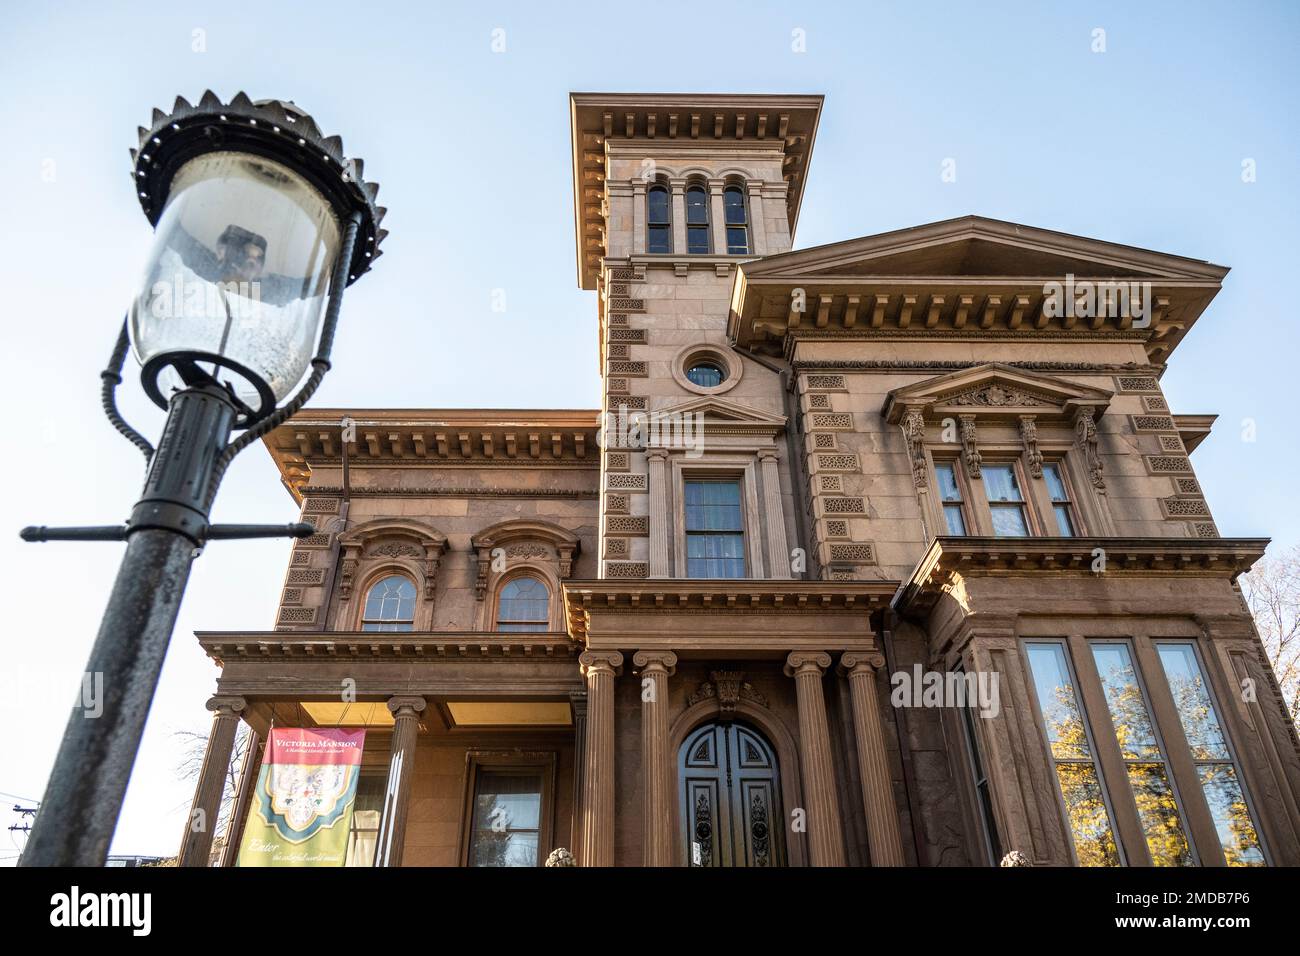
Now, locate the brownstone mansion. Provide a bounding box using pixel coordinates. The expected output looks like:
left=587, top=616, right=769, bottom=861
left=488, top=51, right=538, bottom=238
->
left=180, top=92, right=1300, bottom=868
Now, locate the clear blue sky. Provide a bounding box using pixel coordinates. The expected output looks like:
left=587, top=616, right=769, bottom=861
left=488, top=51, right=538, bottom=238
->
left=0, top=1, right=1296, bottom=858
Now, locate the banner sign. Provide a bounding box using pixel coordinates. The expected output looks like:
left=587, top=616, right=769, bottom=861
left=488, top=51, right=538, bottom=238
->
left=237, top=728, right=366, bottom=866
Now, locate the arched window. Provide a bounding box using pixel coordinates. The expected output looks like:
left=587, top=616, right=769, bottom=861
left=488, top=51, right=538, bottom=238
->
left=685, top=184, right=711, bottom=254
left=647, top=184, right=671, bottom=253
left=361, top=575, right=416, bottom=632
left=496, top=576, right=550, bottom=632
left=723, top=186, right=750, bottom=254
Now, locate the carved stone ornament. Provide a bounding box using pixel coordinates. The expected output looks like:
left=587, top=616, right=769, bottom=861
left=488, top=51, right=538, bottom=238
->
left=545, top=847, right=577, bottom=867
left=959, top=415, right=982, bottom=479
left=1019, top=415, right=1043, bottom=479
left=1000, top=850, right=1032, bottom=868
left=947, top=384, right=1053, bottom=407
left=688, top=670, right=770, bottom=717
left=1074, top=406, right=1105, bottom=490
left=902, top=406, right=928, bottom=490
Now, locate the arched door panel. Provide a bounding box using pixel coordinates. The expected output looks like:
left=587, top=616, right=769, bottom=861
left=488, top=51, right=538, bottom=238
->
left=679, top=721, right=785, bottom=867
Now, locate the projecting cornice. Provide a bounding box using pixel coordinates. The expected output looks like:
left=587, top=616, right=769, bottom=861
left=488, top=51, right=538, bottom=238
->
left=728, top=215, right=1229, bottom=362
left=893, top=536, right=1269, bottom=618
left=570, top=92, right=824, bottom=290
left=264, top=408, right=601, bottom=500
left=562, top=579, right=898, bottom=653
left=196, top=630, right=580, bottom=666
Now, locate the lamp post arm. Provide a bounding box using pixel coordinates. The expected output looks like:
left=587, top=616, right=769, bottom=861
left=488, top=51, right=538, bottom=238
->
left=101, top=319, right=155, bottom=462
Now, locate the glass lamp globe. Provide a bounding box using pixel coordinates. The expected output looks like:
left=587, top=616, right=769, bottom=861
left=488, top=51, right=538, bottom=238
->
left=129, top=150, right=341, bottom=419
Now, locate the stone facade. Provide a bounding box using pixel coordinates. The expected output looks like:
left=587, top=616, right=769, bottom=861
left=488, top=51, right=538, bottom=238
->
left=180, top=92, right=1300, bottom=868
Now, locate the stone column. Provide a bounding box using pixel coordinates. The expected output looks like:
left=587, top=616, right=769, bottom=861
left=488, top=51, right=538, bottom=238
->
left=670, top=179, right=687, bottom=255
left=759, top=450, right=791, bottom=578
left=178, top=696, right=245, bottom=867
left=580, top=650, right=623, bottom=866
left=784, top=652, right=845, bottom=866
left=631, top=180, right=647, bottom=255
left=709, top=180, right=727, bottom=255
left=218, top=727, right=262, bottom=867
left=839, top=653, right=906, bottom=866
left=647, top=448, right=671, bottom=577
left=375, top=696, right=426, bottom=867
left=569, top=690, right=588, bottom=863
left=634, top=650, right=677, bottom=866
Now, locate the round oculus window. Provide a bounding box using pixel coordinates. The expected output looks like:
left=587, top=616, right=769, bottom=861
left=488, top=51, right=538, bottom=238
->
left=685, top=362, right=725, bottom=388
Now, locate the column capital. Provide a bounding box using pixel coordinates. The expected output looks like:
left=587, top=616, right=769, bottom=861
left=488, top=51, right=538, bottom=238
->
left=205, top=696, right=246, bottom=717
left=784, top=651, right=832, bottom=678
left=646, top=446, right=671, bottom=461
left=633, top=650, right=678, bottom=675
left=387, top=695, right=427, bottom=718
left=758, top=448, right=780, bottom=463
left=580, top=649, right=625, bottom=677
left=839, top=651, right=886, bottom=676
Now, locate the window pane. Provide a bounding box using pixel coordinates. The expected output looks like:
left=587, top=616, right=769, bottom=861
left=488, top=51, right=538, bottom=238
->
left=724, top=187, right=747, bottom=223
left=1198, top=764, right=1265, bottom=866
left=935, top=464, right=962, bottom=502
left=685, top=187, right=708, bottom=224
left=685, top=481, right=743, bottom=531
left=726, top=226, right=749, bottom=254
left=647, top=186, right=669, bottom=223
left=345, top=774, right=386, bottom=867
left=647, top=225, right=671, bottom=253
left=943, top=504, right=967, bottom=535
left=469, top=772, right=543, bottom=868
left=1043, top=463, right=1069, bottom=501
left=497, top=576, right=548, bottom=631
left=983, top=465, right=1023, bottom=501
left=1026, top=641, right=1121, bottom=867
left=1090, top=642, right=1193, bottom=866
left=687, top=225, right=710, bottom=254
left=363, top=575, right=415, bottom=630
left=1055, top=763, right=1122, bottom=866
left=1053, top=504, right=1076, bottom=536
left=990, top=504, right=1029, bottom=537
left=1026, top=643, right=1093, bottom=761
left=1156, top=644, right=1231, bottom=760
left=686, top=363, right=723, bottom=388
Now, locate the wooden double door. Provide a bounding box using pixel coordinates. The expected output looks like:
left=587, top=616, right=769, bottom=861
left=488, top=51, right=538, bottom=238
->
left=679, top=720, right=785, bottom=867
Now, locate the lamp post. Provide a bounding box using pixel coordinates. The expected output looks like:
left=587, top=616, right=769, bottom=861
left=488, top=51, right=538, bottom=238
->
left=18, top=92, right=387, bottom=866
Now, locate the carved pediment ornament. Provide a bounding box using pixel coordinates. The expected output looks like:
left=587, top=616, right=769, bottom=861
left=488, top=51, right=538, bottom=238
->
left=470, top=519, right=581, bottom=602
left=336, top=520, right=448, bottom=604
left=945, top=384, right=1055, bottom=408
left=688, top=670, right=770, bottom=717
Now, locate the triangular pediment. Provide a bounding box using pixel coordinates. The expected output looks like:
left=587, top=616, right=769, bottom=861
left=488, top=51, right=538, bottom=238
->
left=882, top=363, right=1113, bottom=423
left=741, top=216, right=1228, bottom=281
left=652, top=395, right=787, bottom=427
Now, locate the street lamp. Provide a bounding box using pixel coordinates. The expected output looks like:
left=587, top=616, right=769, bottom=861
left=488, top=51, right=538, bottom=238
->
left=18, top=91, right=387, bottom=866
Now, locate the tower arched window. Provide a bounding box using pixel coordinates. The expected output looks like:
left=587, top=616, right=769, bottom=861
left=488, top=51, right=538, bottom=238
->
left=686, top=184, right=711, bottom=254
left=496, top=576, right=551, bottom=632
left=361, top=574, right=416, bottom=632
left=647, top=184, right=671, bottom=253
left=724, top=185, right=750, bottom=254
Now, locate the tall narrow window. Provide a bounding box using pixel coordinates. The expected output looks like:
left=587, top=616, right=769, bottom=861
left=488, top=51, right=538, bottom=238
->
left=983, top=464, right=1030, bottom=537
left=1043, top=462, right=1077, bottom=536
left=1156, top=643, right=1266, bottom=865
left=723, top=185, right=750, bottom=254
left=647, top=184, right=671, bottom=253
left=935, top=462, right=968, bottom=535
left=1089, top=641, right=1194, bottom=866
left=345, top=774, right=386, bottom=866
left=685, top=479, right=746, bottom=578
left=685, top=185, right=710, bottom=254
left=956, top=665, right=1002, bottom=864
left=467, top=771, right=544, bottom=867
left=1024, top=641, right=1122, bottom=866
left=496, top=576, right=550, bottom=632
left=361, top=575, right=416, bottom=632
